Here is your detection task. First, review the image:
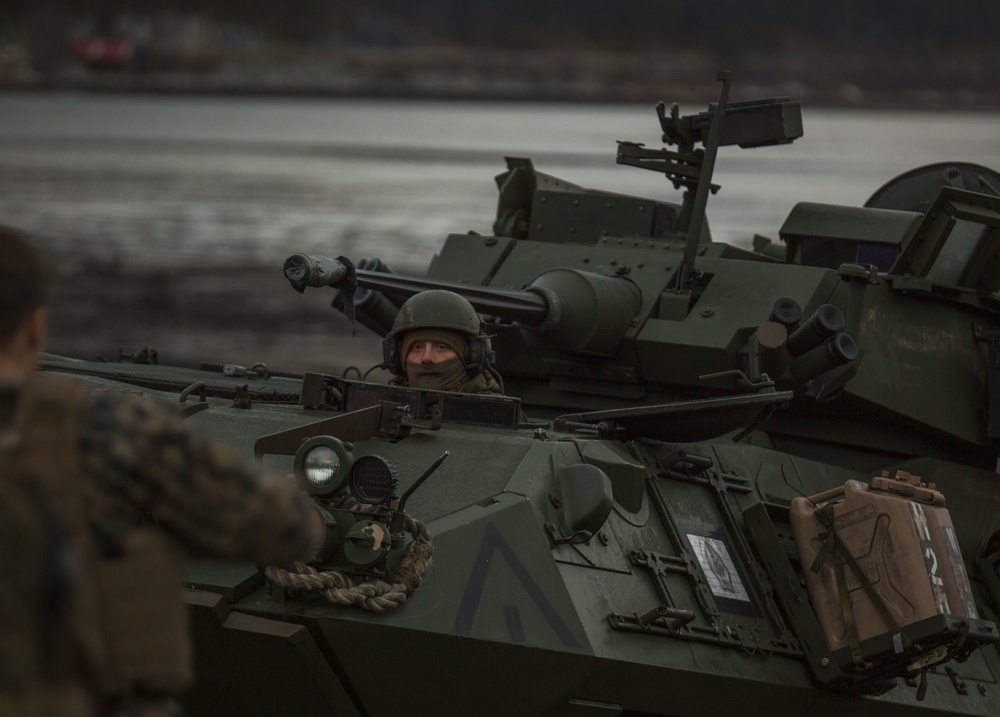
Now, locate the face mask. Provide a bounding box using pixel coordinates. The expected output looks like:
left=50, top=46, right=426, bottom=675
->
left=405, top=356, right=467, bottom=390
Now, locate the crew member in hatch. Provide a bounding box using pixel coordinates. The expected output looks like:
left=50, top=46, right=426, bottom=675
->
left=382, top=290, right=504, bottom=395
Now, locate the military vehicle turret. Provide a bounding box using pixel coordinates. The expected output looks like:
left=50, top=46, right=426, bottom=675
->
left=42, top=72, right=1000, bottom=716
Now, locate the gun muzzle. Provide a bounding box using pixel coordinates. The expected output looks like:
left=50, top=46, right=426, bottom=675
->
left=284, top=254, right=350, bottom=293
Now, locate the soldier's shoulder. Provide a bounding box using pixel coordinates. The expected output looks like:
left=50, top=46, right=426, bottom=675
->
left=81, top=388, right=185, bottom=441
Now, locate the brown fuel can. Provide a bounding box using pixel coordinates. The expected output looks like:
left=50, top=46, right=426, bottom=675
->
left=790, top=470, right=979, bottom=653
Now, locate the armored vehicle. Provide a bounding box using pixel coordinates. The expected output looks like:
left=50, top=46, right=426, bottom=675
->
left=43, top=72, right=1000, bottom=715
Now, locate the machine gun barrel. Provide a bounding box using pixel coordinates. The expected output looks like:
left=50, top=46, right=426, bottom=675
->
left=284, top=253, right=550, bottom=326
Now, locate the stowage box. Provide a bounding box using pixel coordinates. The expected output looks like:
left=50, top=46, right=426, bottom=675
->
left=790, top=471, right=979, bottom=652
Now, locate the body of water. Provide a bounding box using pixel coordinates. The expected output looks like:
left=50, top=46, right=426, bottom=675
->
left=3, top=92, right=1000, bottom=273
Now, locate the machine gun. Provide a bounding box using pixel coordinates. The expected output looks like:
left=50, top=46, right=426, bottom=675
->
left=616, top=71, right=802, bottom=291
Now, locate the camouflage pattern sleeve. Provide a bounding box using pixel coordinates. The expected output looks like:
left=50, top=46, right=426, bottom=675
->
left=78, top=392, right=315, bottom=566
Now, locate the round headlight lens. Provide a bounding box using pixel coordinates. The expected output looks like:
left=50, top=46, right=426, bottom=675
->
left=303, top=445, right=340, bottom=487
left=293, top=436, right=352, bottom=495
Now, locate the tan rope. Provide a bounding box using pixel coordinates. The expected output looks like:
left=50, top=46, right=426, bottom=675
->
left=264, top=497, right=433, bottom=613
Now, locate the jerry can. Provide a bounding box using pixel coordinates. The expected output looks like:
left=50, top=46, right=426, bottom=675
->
left=789, top=470, right=979, bottom=653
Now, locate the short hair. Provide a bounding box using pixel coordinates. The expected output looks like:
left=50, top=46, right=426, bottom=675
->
left=0, top=225, right=57, bottom=347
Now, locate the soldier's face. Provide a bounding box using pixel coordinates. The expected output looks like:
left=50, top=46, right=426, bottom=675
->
left=406, top=340, right=458, bottom=365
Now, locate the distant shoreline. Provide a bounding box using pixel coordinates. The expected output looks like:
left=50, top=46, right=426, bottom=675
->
left=3, top=46, right=998, bottom=110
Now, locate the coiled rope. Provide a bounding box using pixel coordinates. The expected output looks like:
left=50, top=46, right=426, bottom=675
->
left=264, top=497, right=433, bottom=613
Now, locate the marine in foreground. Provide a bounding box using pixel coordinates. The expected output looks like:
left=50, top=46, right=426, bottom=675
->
left=0, top=226, right=331, bottom=716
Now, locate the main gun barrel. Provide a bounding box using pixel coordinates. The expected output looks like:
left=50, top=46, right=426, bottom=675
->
left=284, top=253, right=550, bottom=326
left=285, top=253, right=642, bottom=357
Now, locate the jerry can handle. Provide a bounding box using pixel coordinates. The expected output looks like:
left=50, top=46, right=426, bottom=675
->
left=869, top=475, right=945, bottom=506
left=806, top=484, right=846, bottom=507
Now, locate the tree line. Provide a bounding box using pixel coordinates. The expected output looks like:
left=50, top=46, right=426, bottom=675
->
left=5, top=0, right=999, bottom=54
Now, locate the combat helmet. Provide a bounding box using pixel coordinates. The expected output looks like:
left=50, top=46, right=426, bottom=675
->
left=382, top=290, right=492, bottom=376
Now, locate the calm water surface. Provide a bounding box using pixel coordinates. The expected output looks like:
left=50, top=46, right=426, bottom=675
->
left=2, top=92, right=1000, bottom=273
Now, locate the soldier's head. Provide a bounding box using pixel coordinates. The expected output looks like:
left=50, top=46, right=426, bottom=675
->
left=0, top=226, right=55, bottom=377
left=382, top=290, right=492, bottom=390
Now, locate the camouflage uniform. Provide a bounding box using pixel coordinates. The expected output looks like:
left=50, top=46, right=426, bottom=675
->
left=0, top=376, right=317, bottom=717
left=77, top=389, right=315, bottom=567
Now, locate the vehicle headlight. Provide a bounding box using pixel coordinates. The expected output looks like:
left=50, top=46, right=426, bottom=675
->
left=293, top=436, right=353, bottom=495
left=304, top=446, right=339, bottom=486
